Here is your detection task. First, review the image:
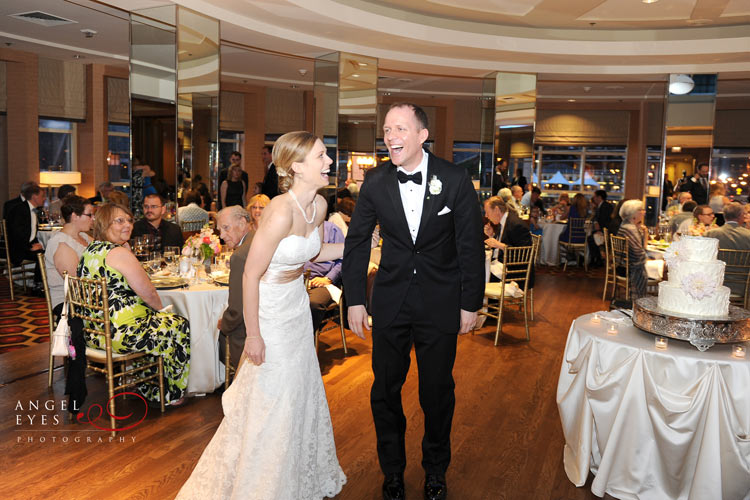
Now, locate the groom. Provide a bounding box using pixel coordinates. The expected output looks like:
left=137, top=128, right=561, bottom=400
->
left=343, top=102, right=485, bottom=500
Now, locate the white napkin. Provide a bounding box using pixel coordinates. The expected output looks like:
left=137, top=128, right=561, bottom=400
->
left=159, top=304, right=173, bottom=313
left=325, top=284, right=342, bottom=304
left=596, top=309, right=633, bottom=326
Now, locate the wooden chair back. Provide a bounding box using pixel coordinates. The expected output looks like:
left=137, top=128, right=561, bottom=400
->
left=718, top=248, right=750, bottom=309
left=610, top=234, right=630, bottom=300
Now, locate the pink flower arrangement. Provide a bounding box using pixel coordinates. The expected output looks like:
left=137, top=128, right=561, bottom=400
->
left=183, top=225, right=221, bottom=261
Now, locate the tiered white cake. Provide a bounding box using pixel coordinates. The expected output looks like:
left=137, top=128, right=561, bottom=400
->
left=657, top=236, right=730, bottom=317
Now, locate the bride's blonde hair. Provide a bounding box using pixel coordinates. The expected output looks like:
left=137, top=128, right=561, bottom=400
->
left=272, top=131, right=318, bottom=194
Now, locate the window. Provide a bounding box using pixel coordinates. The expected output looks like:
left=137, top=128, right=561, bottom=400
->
left=39, top=119, right=76, bottom=171
left=536, top=145, right=626, bottom=201
left=712, top=148, right=750, bottom=201
left=453, top=141, right=491, bottom=183
left=108, top=123, right=130, bottom=183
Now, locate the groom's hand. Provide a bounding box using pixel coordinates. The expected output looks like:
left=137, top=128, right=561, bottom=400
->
left=459, top=309, right=478, bottom=335
left=348, top=305, right=371, bottom=339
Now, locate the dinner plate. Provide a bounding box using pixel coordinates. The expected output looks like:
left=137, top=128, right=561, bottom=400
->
left=211, top=273, right=229, bottom=286
left=150, top=276, right=188, bottom=289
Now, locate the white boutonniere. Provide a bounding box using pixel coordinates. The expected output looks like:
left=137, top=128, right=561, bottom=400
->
left=428, top=175, right=442, bottom=196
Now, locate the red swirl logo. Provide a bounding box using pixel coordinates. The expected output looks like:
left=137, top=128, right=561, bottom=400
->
left=76, top=392, right=149, bottom=432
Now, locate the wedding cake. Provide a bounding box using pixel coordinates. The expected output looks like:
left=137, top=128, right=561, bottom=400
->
left=657, top=236, right=730, bottom=317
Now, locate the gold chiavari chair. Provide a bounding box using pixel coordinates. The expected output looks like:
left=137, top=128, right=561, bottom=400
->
left=559, top=217, right=588, bottom=272
left=602, top=228, right=614, bottom=300
left=67, top=273, right=166, bottom=437
left=529, top=234, right=541, bottom=321
left=0, top=219, right=36, bottom=300
left=39, top=253, right=66, bottom=387
left=179, top=218, right=206, bottom=233
left=610, top=234, right=630, bottom=300
left=479, top=244, right=535, bottom=345
left=304, top=270, right=347, bottom=354
left=224, top=335, right=235, bottom=390
left=717, top=248, right=750, bottom=309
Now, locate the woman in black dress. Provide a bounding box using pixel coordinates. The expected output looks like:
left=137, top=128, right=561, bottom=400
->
left=220, top=164, right=247, bottom=208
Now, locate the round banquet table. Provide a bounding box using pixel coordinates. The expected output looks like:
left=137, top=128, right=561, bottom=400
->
left=538, top=222, right=566, bottom=266
left=157, top=282, right=228, bottom=394
left=37, top=227, right=61, bottom=248
left=557, top=313, right=750, bottom=500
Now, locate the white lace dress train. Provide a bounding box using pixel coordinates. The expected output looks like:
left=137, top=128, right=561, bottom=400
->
left=176, top=230, right=346, bottom=500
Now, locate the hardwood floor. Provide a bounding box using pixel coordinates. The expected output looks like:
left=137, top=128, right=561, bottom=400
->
left=1, top=267, right=612, bottom=500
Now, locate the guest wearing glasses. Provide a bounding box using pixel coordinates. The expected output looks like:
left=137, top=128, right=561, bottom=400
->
left=78, top=203, right=190, bottom=407
left=131, top=193, right=184, bottom=252
left=617, top=200, right=649, bottom=300
left=43, top=195, right=94, bottom=315
left=677, top=205, right=717, bottom=236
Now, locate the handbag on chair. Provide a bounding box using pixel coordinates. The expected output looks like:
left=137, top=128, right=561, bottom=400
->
left=51, top=274, right=73, bottom=358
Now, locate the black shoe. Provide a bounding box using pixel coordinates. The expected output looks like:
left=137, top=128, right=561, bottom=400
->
left=383, top=473, right=405, bottom=500
left=424, top=474, right=446, bottom=500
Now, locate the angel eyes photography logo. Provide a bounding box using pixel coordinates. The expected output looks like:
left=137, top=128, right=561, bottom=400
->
left=14, top=393, right=148, bottom=443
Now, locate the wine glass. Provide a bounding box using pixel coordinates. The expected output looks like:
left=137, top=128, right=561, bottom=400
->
left=149, top=251, right=162, bottom=274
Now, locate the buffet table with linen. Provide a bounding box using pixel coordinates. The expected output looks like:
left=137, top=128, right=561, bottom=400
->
left=157, top=282, right=228, bottom=394
left=557, top=312, right=750, bottom=500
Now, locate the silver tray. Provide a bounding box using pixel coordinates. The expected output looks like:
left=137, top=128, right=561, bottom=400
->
left=632, top=296, right=750, bottom=351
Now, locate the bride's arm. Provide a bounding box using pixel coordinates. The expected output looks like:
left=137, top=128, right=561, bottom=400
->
left=242, top=200, right=292, bottom=365
left=312, top=195, right=344, bottom=263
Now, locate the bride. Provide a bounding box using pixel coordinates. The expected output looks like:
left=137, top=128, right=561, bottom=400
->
left=176, top=131, right=347, bottom=499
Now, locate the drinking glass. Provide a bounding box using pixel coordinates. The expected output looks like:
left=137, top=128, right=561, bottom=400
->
left=149, top=251, right=162, bottom=273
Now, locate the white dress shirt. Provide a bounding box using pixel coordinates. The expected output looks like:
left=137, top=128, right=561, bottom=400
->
left=397, top=150, right=429, bottom=244
left=491, top=212, right=509, bottom=260
left=27, top=200, right=37, bottom=243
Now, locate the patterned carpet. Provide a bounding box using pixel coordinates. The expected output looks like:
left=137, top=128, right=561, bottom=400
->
left=0, top=277, right=50, bottom=354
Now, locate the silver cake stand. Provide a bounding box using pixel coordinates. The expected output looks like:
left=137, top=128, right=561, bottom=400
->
left=632, top=297, right=750, bottom=351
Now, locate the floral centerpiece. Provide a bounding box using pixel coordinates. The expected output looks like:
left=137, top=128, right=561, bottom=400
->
left=182, top=225, right=221, bottom=262
left=687, top=220, right=718, bottom=237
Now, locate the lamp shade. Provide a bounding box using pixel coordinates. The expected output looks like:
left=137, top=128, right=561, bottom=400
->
left=669, top=74, right=694, bottom=95
left=39, top=171, right=82, bottom=187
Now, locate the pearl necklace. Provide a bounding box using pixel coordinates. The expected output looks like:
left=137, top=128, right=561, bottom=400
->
left=288, top=189, right=316, bottom=224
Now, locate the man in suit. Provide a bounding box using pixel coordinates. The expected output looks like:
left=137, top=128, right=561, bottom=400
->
left=707, top=202, right=750, bottom=297
left=131, top=193, right=184, bottom=251
left=511, top=167, right=527, bottom=192
left=88, top=181, right=114, bottom=205
left=483, top=196, right=534, bottom=286
left=682, top=163, right=709, bottom=205
left=671, top=201, right=697, bottom=234
left=7, top=183, right=47, bottom=291
left=261, top=145, right=280, bottom=199
left=587, top=190, right=613, bottom=267
left=3, top=181, right=38, bottom=220
left=216, top=206, right=254, bottom=369
left=491, top=159, right=508, bottom=196
left=344, top=102, right=485, bottom=500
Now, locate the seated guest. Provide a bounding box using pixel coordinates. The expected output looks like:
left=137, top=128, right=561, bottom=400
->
left=48, top=184, right=77, bottom=216
left=4, top=181, right=39, bottom=220
left=215, top=206, right=254, bottom=369
left=304, top=221, right=345, bottom=333
left=131, top=193, right=184, bottom=252
left=671, top=200, right=697, bottom=235
left=328, top=197, right=356, bottom=236
left=707, top=202, right=750, bottom=297
left=78, top=203, right=190, bottom=406
left=89, top=181, right=114, bottom=205
left=560, top=193, right=589, bottom=244
left=483, top=196, right=533, bottom=286
left=617, top=199, right=649, bottom=300
left=666, top=191, right=692, bottom=218
left=498, top=188, right=519, bottom=215
left=677, top=204, right=717, bottom=236
left=587, top=189, right=613, bottom=267
left=511, top=185, right=524, bottom=210
left=178, top=190, right=210, bottom=229
left=709, top=183, right=729, bottom=226
left=107, top=190, right=129, bottom=207
left=528, top=206, right=543, bottom=236
left=528, top=186, right=545, bottom=215
left=520, top=183, right=533, bottom=209
left=607, top=199, right=626, bottom=237
left=43, top=196, right=94, bottom=315
left=7, top=183, right=47, bottom=292
left=553, top=193, right=571, bottom=220
left=743, top=204, right=750, bottom=230
left=192, top=174, right=212, bottom=209
left=246, top=193, right=270, bottom=232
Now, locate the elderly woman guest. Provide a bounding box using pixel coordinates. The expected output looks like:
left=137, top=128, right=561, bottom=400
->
left=78, top=203, right=190, bottom=406
left=617, top=199, right=648, bottom=300
left=553, top=193, right=571, bottom=220
left=44, top=195, right=94, bottom=315
left=246, top=193, right=270, bottom=232
left=709, top=183, right=729, bottom=226
left=497, top=187, right=519, bottom=214
left=221, top=164, right=247, bottom=209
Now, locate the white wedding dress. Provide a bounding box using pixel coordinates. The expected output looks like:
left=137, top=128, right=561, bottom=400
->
left=176, top=228, right=346, bottom=500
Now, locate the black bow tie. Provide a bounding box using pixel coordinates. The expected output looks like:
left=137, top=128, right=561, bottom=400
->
left=397, top=170, right=422, bottom=185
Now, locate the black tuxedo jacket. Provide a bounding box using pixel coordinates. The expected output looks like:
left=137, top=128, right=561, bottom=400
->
left=343, top=153, right=485, bottom=333
left=684, top=177, right=708, bottom=205
left=7, top=201, right=37, bottom=265
left=593, top=201, right=614, bottom=230
left=3, top=196, right=23, bottom=220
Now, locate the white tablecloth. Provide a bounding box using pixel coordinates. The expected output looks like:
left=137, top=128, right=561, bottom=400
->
left=158, top=283, right=228, bottom=394
left=538, top=222, right=566, bottom=266
left=557, top=313, right=750, bottom=500
left=37, top=228, right=61, bottom=248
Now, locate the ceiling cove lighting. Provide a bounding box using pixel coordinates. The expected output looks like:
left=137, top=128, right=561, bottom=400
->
left=669, top=74, right=694, bottom=95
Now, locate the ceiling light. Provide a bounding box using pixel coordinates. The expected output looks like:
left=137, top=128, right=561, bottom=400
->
left=352, top=74, right=360, bottom=78
left=567, top=99, right=576, bottom=102
left=642, top=0, right=659, bottom=3
left=671, top=146, right=682, bottom=153
left=669, top=74, right=694, bottom=95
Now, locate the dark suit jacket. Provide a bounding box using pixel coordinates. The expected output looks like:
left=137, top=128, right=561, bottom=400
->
left=496, top=212, right=535, bottom=288
left=593, top=201, right=614, bottom=231
left=343, top=152, right=485, bottom=333
left=219, top=231, right=254, bottom=367
left=7, top=201, right=38, bottom=265
left=261, top=163, right=279, bottom=199
left=684, top=177, right=708, bottom=205
left=512, top=176, right=527, bottom=192
left=3, top=195, right=23, bottom=220
left=131, top=219, right=184, bottom=250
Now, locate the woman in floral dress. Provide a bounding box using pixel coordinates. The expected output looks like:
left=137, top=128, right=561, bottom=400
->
left=78, top=203, right=190, bottom=405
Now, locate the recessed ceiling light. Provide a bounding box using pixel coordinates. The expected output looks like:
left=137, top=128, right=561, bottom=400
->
left=568, top=99, right=576, bottom=102
left=642, top=0, right=659, bottom=4
left=669, top=74, right=694, bottom=95
left=352, top=74, right=360, bottom=77
left=72, top=54, right=83, bottom=59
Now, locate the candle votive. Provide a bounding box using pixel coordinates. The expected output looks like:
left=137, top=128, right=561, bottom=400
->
left=655, top=336, right=668, bottom=350
left=733, top=345, right=747, bottom=358
left=591, top=313, right=601, bottom=324
left=607, top=323, right=618, bottom=335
